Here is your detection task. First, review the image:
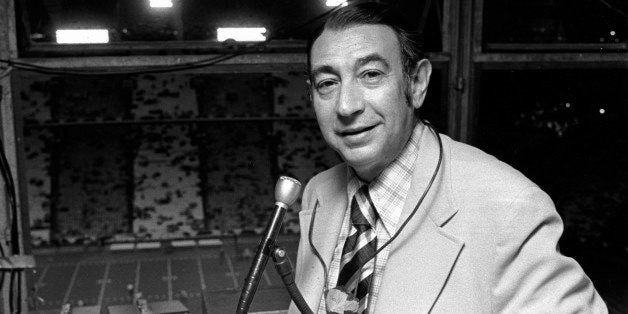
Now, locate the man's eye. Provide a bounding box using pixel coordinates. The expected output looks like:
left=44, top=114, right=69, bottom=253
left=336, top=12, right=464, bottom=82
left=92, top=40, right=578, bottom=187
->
left=361, top=70, right=383, bottom=83
left=316, top=80, right=337, bottom=94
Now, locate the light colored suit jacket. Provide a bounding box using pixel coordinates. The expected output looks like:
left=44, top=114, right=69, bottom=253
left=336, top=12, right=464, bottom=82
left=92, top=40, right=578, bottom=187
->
left=289, top=125, right=607, bottom=313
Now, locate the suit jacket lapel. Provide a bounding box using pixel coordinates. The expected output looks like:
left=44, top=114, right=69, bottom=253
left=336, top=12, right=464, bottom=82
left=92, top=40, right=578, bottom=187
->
left=377, top=125, right=464, bottom=313
left=297, top=167, right=348, bottom=310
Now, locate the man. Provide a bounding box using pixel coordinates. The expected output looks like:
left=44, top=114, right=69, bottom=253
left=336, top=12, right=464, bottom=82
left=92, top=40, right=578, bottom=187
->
left=289, top=2, right=607, bottom=314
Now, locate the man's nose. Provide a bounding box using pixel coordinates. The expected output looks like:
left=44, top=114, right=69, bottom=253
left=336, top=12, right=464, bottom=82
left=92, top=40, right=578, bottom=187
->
left=336, top=83, right=364, bottom=117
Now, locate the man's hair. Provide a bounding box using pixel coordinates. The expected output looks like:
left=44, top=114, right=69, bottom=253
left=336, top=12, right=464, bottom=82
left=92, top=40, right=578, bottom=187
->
left=306, top=2, right=425, bottom=80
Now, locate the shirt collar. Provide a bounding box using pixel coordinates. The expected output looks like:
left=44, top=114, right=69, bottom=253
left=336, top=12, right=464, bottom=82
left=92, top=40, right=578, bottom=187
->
left=347, top=123, right=423, bottom=235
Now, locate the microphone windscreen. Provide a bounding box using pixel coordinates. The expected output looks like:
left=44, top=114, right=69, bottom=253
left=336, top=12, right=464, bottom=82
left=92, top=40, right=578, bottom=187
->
left=274, top=176, right=301, bottom=206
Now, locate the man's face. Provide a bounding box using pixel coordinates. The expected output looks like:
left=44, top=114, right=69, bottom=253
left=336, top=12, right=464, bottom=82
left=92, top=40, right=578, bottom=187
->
left=309, top=24, right=420, bottom=181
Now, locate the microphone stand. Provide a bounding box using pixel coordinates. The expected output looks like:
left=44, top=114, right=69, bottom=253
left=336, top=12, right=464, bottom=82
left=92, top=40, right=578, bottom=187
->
left=236, top=203, right=288, bottom=313
left=237, top=176, right=313, bottom=314
left=272, top=246, right=313, bottom=314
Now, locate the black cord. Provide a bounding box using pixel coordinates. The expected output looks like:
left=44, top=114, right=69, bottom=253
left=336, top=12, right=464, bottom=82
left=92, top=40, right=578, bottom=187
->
left=0, top=138, right=19, bottom=256
left=0, top=272, right=4, bottom=309
left=272, top=4, right=344, bottom=40
left=0, top=137, right=21, bottom=313
left=354, top=122, right=443, bottom=271
left=272, top=246, right=313, bottom=314
left=9, top=271, right=15, bottom=313
left=0, top=67, right=12, bottom=79
left=0, top=53, right=240, bottom=76
left=308, top=200, right=330, bottom=295
left=16, top=272, right=21, bottom=313
left=594, top=0, right=628, bottom=18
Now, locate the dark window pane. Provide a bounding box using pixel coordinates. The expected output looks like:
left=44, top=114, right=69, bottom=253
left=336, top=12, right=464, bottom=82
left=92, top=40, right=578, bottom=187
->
left=484, top=0, right=627, bottom=45
left=476, top=69, right=628, bottom=254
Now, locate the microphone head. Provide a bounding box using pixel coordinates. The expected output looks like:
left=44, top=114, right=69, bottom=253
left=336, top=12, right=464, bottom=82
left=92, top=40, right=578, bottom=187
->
left=274, top=176, right=302, bottom=207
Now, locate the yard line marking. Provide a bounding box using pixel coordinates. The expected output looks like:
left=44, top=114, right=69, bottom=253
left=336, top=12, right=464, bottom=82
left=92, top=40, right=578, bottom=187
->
left=34, top=264, right=50, bottom=289
left=134, top=260, right=141, bottom=295
left=196, top=256, right=207, bottom=290
left=97, top=261, right=111, bottom=305
left=196, top=255, right=212, bottom=313
left=50, top=249, right=223, bottom=265
left=224, top=254, right=239, bottom=289
left=172, top=239, right=196, bottom=247
left=167, top=258, right=173, bottom=301
left=110, top=242, right=135, bottom=251
left=62, top=262, right=81, bottom=304
left=263, top=271, right=272, bottom=287
left=136, top=241, right=161, bottom=250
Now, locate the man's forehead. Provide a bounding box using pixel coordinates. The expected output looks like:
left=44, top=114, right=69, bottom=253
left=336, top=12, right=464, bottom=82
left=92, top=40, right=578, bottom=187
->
left=310, top=24, right=402, bottom=69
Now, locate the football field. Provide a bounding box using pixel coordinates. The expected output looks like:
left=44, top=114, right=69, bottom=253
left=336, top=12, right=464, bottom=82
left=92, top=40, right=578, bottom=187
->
left=28, top=235, right=299, bottom=313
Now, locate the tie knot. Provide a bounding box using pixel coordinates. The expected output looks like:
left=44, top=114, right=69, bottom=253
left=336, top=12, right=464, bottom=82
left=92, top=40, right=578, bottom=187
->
left=350, top=185, right=377, bottom=228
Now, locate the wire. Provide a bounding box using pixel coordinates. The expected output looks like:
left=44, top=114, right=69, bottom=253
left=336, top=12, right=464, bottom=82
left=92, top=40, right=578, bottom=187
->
left=308, top=200, right=329, bottom=296
left=307, top=121, right=444, bottom=288
left=9, top=271, right=15, bottom=313
left=0, top=153, right=15, bottom=258
left=0, top=158, right=6, bottom=258
left=0, top=272, right=4, bottom=311
left=16, top=272, right=21, bottom=313
left=0, top=67, right=12, bottom=80
left=359, top=121, right=443, bottom=269
left=272, top=5, right=344, bottom=40
left=0, top=137, right=21, bottom=312
left=0, top=138, right=18, bottom=255
left=594, top=0, right=628, bottom=18
left=0, top=53, right=240, bottom=76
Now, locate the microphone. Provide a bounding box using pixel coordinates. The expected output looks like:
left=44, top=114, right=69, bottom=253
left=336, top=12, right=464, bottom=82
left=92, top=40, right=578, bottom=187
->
left=236, top=176, right=302, bottom=313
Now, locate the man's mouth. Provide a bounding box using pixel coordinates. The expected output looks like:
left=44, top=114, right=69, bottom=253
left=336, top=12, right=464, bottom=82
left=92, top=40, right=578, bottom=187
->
left=338, top=125, right=377, bottom=136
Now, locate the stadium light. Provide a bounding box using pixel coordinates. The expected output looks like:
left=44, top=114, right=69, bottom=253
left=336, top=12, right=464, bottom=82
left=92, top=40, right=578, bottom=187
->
left=150, top=0, right=173, bottom=8
left=326, top=0, right=348, bottom=7
left=55, top=29, right=109, bottom=44
left=216, top=27, right=267, bottom=42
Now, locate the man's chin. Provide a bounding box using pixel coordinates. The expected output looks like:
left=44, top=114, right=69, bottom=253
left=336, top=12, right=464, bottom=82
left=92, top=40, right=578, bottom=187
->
left=340, top=150, right=374, bottom=168
left=343, top=155, right=383, bottom=181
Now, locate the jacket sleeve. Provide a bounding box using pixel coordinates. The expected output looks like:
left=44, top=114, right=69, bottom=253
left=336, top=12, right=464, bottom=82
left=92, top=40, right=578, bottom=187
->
left=491, top=186, right=608, bottom=313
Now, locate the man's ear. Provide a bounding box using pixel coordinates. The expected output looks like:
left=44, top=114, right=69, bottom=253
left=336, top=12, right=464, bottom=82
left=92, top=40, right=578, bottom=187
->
left=409, top=59, right=432, bottom=110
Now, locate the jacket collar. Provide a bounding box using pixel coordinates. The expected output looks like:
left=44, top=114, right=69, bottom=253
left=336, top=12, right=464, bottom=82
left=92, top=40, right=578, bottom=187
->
left=298, top=165, right=348, bottom=310
left=401, top=122, right=458, bottom=227
left=375, top=123, right=463, bottom=313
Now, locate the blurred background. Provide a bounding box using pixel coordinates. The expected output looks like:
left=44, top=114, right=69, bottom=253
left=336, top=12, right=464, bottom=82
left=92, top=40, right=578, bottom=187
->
left=0, top=0, right=626, bottom=313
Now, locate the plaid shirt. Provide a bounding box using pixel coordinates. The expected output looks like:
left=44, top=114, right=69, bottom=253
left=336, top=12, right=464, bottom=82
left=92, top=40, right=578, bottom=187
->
left=318, top=124, right=422, bottom=313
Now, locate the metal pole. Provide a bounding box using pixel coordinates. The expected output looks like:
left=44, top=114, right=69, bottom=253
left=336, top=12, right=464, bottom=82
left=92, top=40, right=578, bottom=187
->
left=1, top=0, right=31, bottom=311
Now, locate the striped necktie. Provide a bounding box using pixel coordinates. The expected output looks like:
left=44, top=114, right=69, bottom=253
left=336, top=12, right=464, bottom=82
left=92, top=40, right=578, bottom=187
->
left=336, top=185, right=378, bottom=313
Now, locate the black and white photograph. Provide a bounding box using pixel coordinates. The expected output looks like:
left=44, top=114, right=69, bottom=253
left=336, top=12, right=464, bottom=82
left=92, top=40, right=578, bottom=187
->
left=0, top=0, right=626, bottom=313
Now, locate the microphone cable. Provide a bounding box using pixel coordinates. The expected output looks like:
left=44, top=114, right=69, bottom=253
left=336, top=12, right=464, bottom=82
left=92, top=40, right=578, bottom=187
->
left=0, top=136, right=22, bottom=313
